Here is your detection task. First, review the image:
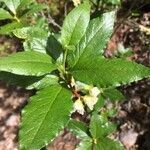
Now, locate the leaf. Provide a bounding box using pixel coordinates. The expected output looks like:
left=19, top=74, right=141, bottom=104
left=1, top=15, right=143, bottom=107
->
left=70, top=57, right=150, bottom=88
left=74, top=113, right=121, bottom=150
left=35, top=17, right=48, bottom=29
left=23, top=27, right=48, bottom=53
left=68, top=119, right=89, bottom=138
left=95, top=138, right=123, bottom=150
left=13, top=27, right=30, bottom=39
left=19, top=85, right=73, bottom=150
left=103, top=88, right=124, bottom=101
left=46, top=35, right=63, bottom=60
left=28, top=27, right=48, bottom=38
left=0, top=22, right=24, bottom=34
left=61, top=2, right=90, bottom=47
left=0, top=8, right=13, bottom=20
left=27, top=74, right=59, bottom=90
left=67, top=11, right=115, bottom=68
left=89, top=113, right=116, bottom=139
left=19, top=0, right=34, bottom=8
left=76, top=138, right=92, bottom=150
left=2, top=0, right=20, bottom=14
left=24, top=38, right=47, bottom=53
left=0, top=72, right=58, bottom=89
left=105, top=108, right=118, bottom=118
left=67, top=119, right=93, bottom=150
left=0, top=51, right=56, bottom=76
left=21, top=3, right=47, bottom=18
left=0, top=71, right=43, bottom=88
left=93, top=95, right=105, bottom=112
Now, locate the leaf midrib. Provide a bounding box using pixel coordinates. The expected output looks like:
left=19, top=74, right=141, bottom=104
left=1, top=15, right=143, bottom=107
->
left=72, top=22, right=104, bottom=68
left=68, top=13, right=83, bottom=46
left=29, top=87, right=62, bottom=147
left=0, top=60, right=52, bottom=65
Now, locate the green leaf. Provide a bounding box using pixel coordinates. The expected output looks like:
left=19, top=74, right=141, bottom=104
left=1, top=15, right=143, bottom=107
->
left=0, top=51, right=56, bottom=76
left=28, top=27, right=48, bottom=38
left=0, top=8, right=13, bottom=20
left=27, top=74, right=59, bottom=90
left=76, top=138, right=92, bottom=150
left=105, top=108, right=118, bottom=118
left=0, top=71, right=43, bottom=88
left=24, top=38, right=47, bottom=53
left=68, top=119, right=88, bottom=138
left=23, top=27, right=48, bottom=53
left=89, top=113, right=116, bottom=139
left=21, top=3, right=47, bottom=18
left=35, top=17, right=48, bottom=29
left=13, top=27, right=30, bottom=39
left=47, top=35, right=63, bottom=60
left=0, top=22, right=23, bottom=34
left=61, top=2, right=90, bottom=47
left=103, top=88, right=124, bottom=101
left=70, top=57, right=150, bottom=88
left=67, top=120, right=93, bottom=150
left=19, top=0, right=34, bottom=8
left=93, top=95, right=105, bottom=112
left=19, top=85, right=73, bottom=150
left=0, top=72, right=58, bottom=90
left=67, top=11, right=115, bottom=68
left=95, top=138, right=123, bottom=150
left=2, top=0, right=20, bottom=14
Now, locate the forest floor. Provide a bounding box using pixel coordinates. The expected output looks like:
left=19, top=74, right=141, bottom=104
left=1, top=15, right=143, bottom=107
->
left=0, top=1, right=150, bottom=150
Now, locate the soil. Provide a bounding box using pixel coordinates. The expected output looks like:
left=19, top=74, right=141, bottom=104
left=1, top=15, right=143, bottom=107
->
left=0, top=82, right=30, bottom=150
left=0, top=1, right=150, bottom=150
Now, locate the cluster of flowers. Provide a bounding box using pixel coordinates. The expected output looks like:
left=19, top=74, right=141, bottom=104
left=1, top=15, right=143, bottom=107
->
left=71, top=78, right=101, bottom=115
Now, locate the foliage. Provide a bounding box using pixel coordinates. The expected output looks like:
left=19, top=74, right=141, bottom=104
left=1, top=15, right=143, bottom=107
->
left=0, top=1, right=150, bottom=150
left=0, top=0, right=47, bottom=34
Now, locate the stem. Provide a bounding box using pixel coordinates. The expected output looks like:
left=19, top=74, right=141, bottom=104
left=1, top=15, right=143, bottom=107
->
left=14, top=15, right=20, bottom=22
left=57, top=48, right=68, bottom=81
left=63, top=48, right=68, bottom=71
left=92, top=138, right=96, bottom=150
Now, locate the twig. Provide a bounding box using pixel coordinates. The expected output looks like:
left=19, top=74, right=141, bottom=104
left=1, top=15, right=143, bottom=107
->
left=47, top=12, right=61, bottom=30
left=40, top=11, right=61, bottom=30
left=42, top=0, right=61, bottom=30
left=64, top=1, right=68, bottom=17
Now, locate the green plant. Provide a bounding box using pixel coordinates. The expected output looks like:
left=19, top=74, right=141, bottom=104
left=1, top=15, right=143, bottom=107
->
left=0, top=0, right=47, bottom=34
left=0, top=1, right=150, bottom=150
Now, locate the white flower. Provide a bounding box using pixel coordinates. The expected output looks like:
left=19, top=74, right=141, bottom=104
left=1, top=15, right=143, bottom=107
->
left=72, top=0, right=81, bottom=6
left=73, top=98, right=85, bottom=115
left=83, top=95, right=98, bottom=110
left=89, top=87, right=100, bottom=97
